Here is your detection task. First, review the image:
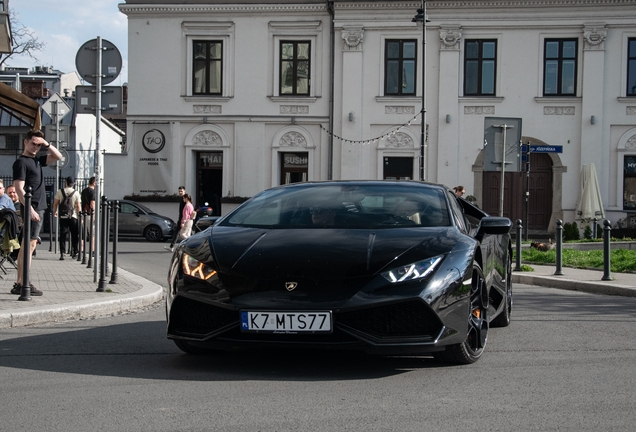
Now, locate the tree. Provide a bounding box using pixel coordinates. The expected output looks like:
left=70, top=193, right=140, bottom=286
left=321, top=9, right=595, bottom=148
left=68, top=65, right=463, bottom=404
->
left=0, top=9, right=45, bottom=68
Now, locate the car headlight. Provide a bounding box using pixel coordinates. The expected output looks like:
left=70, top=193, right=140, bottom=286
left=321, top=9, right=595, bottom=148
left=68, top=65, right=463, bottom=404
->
left=182, top=253, right=217, bottom=281
left=381, top=256, right=443, bottom=283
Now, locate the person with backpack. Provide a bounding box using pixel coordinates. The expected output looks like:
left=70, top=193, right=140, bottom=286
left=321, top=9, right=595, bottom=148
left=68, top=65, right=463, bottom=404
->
left=53, top=176, right=81, bottom=260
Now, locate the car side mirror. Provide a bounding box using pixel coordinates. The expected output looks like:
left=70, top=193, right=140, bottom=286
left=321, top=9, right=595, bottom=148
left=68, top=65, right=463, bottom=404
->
left=476, top=217, right=512, bottom=238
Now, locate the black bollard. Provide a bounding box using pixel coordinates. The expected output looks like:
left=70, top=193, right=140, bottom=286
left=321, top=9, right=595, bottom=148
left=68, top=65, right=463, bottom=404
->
left=515, top=219, right=522, bottom=271
left=48, top=206, right=53, bottom=253
left=76, top=207, right=83, bottom=261
left=18, top=187, right=33, bottom=301
left=86, top=210, right=94, bottom=268
left=592, top=217, right=598, bottom=239
left=97, top=196, right=109, bottom=292
left=109, top=200, right=119, bottom=284
left=554, top=220, right=563, bottom=276
left=602, top=219, right=612, bottom=281
left=104, top=200, right=110, bottom=276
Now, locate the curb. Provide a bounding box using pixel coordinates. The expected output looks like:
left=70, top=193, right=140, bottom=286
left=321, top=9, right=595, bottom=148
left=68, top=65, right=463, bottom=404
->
left=0, top=267, right=164, bottom=329
left=512, top=273, right=636, bottom=298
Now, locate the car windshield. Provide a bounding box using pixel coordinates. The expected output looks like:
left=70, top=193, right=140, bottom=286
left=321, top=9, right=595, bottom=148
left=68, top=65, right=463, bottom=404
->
left=222, top=183, right=451, bottom=229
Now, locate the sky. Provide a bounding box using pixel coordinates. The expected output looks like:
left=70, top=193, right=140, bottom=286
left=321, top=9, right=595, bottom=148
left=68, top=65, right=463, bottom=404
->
left=7, top=0, right=128, bottom=84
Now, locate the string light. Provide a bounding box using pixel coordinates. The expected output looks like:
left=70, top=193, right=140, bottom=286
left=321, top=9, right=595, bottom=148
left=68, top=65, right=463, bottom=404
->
left=319, top=110, right=422, bottom=145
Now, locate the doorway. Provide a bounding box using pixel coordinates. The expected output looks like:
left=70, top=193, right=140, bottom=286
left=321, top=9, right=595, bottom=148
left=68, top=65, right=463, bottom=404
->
left=197, top=151, right=223, bottom=216
left=383, top=157, right=413, bottom=180
left=280, top=152, right=308, bottom=184
left=482, top=152, right=553, bottom=230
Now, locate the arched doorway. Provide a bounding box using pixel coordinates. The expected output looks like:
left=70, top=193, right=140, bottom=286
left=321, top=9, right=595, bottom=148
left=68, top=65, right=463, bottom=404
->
left=482, top=152, right=553, bottom=231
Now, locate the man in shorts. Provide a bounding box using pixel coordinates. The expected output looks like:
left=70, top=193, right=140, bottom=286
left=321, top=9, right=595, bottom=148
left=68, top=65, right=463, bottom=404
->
left=11, top=129, right=62, bottom=295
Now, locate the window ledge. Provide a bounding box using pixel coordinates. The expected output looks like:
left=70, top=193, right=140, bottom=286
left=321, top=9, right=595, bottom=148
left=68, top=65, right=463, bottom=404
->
left=617, top=97, right=636, bottom=103
left=459, top=96, right=504, bottom=103
left=269, top=96, right=318, bottom=103
left=375, top=96, right=420, bottom=103
left=183, top=96, right=232, bottom=102
left=534, top=96, right=581, bottom=103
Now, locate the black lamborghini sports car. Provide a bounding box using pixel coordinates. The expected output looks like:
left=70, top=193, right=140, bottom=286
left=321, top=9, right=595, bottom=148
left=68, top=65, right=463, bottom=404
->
left=166, top=181, right=512, bottom=364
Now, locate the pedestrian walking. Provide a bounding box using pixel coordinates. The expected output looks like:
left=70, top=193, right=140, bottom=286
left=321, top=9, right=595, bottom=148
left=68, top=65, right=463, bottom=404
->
left=11, top=129, right=62, bottom=295
left=164, top=186, right=186, bottom=252
left=81, top=176, right=96, bottom=256
left=177, top=193, right=195, bottom=242
left=53, top=176, right=82, bottom=260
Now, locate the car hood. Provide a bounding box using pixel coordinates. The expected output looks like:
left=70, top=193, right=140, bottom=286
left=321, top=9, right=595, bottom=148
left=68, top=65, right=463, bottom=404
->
left=207, top=226, right=469, bottom=280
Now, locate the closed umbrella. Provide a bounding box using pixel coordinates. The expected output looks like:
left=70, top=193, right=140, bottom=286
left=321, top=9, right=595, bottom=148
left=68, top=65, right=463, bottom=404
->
left=576, top=163, right=605, bottom=221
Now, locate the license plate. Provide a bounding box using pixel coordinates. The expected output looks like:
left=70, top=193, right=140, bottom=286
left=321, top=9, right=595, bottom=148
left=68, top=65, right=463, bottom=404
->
left=240, top=311, right=332, bottom=333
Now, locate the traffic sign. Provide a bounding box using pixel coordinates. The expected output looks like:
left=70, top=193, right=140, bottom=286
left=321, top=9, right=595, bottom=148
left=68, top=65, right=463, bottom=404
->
left=75, top=86, right=123, bottom=114
left=522, top=145, right=563, bottom=153
left=41, top=93, right=72, bottom=121
left=75, top=38, right=122, bottom=85
left=46, top=148, right=69, bottom=170
left=44, top=124, right=70, bottom=146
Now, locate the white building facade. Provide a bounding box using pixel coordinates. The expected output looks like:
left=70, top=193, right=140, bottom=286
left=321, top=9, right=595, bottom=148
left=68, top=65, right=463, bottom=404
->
left=118, top=0, right=636, bottom=232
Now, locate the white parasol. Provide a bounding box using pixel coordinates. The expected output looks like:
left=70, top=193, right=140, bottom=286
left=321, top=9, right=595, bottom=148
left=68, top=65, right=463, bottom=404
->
left=575, top=163, right=605, bottom=221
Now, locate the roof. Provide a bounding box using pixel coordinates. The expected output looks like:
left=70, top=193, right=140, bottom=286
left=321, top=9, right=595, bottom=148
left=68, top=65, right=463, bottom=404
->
left=0, top=82, right=41, bottom=129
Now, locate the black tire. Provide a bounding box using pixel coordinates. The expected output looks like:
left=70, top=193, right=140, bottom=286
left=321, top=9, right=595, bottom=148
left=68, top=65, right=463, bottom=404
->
left=491, top=251, right=512, bottom=328
left=173, top=339, right=221, bottom=355
left=144, top=225, right=163, bottom=242
left=434, top=262, right=489, bottom=365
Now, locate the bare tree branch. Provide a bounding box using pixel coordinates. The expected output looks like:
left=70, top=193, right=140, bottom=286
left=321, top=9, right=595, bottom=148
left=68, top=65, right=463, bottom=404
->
left=0, top=9, right=46, bottom=68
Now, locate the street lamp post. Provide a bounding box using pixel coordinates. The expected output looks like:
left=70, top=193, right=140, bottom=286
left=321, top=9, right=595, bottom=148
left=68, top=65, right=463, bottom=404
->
left=412, top=1, right=428, bottom=181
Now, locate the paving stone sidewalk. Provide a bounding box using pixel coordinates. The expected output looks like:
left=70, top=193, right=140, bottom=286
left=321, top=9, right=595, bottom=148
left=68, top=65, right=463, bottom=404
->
left=0, top=249, right=163, bottom=328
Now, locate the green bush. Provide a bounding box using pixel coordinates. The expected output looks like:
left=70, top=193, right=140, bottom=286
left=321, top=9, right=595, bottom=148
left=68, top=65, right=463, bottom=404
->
left=563, top=222, right=580, bottom=241
left=583, top=224, right=592, bottom=240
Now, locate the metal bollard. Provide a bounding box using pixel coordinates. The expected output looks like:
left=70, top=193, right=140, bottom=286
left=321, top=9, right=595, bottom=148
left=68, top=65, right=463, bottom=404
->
left=18, top=187, right=33, bottom=301
left=97, top=196, right=109, bottom=292
left=592, top=217, right=598, bottom=239
left=602, top=219, right=612, bottom=281
left=109, top=200, right=119, bottom=284
left=77, top=208, right=83, bottom=261
left=85, top=211, right=94, bottom=267
left=515, top=219, right=522, bottom=271
left=554, top=220, right=563, bottom=276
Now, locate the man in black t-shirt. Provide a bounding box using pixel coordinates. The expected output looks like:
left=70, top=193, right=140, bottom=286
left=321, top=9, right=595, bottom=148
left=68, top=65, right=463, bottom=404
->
left=80, top=176, right=96, bottom=256
left=81, top=176, right=96, bottom=215
left=10, top=129, right=62, bottom=296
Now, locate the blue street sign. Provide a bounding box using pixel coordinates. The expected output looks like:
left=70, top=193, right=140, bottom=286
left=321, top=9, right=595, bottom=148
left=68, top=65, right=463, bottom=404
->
left=523, top=145, right=563, bottom=153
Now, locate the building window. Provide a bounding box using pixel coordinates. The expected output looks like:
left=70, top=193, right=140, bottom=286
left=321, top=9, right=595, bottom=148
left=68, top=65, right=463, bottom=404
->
left=193, top=40, right=223, bottom=95
left=464, top=40, right=497, bottom=96
left=280, top=41, right=310, bottom=96
left=544, top=39, right=577, bottom=96
left=625, top=155, right=636, bottom=211
left=385, top=40, right=417, bottom=96
left=4, top=134, right=19, bottom=150
left=628, top=38, right=636, bottom=96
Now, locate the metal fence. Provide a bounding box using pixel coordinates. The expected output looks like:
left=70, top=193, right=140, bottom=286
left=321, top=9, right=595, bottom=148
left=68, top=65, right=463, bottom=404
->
left=1, top=176, right=94, bottom=234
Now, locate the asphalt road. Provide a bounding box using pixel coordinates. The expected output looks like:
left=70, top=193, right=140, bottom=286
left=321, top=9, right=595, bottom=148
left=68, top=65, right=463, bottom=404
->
left=1, top=241, right=635, bottom=431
